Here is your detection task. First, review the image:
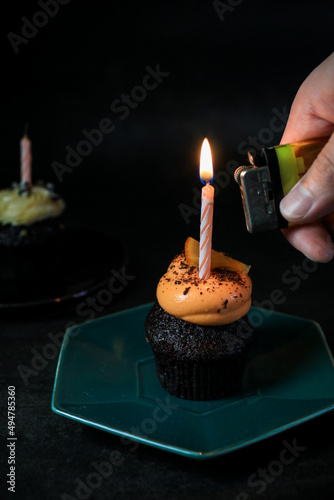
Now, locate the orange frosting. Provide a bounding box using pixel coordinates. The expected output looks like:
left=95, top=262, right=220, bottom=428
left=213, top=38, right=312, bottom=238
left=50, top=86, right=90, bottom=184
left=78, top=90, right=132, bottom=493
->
left=156, top=253, right=252, bottom=326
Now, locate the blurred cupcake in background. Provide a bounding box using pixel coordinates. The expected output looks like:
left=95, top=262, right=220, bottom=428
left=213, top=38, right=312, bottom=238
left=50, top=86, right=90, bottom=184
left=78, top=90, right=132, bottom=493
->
left=0, top=128, right=66, bottom=285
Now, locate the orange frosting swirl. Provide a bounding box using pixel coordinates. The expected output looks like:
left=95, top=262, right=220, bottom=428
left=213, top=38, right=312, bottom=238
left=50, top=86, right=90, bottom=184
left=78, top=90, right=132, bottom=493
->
left=156, top=253, right=252, bottom=326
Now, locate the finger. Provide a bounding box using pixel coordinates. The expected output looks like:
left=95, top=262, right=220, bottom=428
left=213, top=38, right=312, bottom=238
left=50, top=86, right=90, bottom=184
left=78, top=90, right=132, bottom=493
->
left=280, top=132, right=334, bottom=223
left=281, top=52, right=334, bottom=144
left=282, top=222, right=334, bottom=263
left=324, top=211, right=334, bottom=233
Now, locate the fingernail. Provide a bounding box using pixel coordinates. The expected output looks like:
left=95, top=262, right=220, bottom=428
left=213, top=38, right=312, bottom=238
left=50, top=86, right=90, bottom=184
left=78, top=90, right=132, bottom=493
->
left=304, top=238, right=334, bottom=263
left=322, top=248, right=334, bottom=262
left=280, top=183, right=314, bottom=220
left=304, top=248, right=334, bottom=263
left=321, top=240, right=334, bottom=263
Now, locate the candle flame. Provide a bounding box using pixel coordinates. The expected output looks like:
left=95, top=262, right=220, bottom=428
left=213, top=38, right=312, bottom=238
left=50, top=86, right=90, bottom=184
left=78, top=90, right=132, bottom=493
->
left=199, top=138, right=213, bottom=184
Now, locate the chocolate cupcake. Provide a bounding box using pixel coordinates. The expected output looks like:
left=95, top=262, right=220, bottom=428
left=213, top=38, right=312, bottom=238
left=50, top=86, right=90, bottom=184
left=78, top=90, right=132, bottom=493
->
left=145, top=240, right=253, bottom=401
left=0, top=181, right=65, bottom=284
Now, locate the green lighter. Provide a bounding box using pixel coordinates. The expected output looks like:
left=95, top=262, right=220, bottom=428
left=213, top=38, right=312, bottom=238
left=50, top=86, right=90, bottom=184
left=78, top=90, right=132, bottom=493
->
left=234, top=135, right=330, bottom=233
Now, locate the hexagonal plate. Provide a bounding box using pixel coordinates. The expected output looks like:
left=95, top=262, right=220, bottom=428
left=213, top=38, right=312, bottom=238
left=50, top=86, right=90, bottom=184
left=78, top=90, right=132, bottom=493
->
left=52, top=303, right=334, bottom=459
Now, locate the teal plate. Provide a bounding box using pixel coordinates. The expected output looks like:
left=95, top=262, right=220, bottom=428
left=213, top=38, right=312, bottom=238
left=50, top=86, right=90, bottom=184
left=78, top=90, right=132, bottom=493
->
left=51, top=303, right=334, bottom=459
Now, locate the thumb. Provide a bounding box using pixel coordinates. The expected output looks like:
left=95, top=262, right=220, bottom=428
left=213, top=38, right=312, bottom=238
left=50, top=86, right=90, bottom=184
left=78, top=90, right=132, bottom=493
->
left=280, top=133, right=334, bottom=223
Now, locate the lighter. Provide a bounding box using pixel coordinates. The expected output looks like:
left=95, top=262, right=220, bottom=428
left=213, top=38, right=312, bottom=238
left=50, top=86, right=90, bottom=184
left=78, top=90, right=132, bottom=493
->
left=234, top=135, right=330, bottom=233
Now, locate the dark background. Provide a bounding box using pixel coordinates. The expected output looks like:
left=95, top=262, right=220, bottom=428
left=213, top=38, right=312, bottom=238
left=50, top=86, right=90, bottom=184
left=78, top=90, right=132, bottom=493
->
left=1, top=0, right=334, bottom=499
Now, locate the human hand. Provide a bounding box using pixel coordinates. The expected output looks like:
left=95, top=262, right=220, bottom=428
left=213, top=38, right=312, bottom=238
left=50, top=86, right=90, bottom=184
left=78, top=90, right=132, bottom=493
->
left=279, top=52, right=334, bottom=262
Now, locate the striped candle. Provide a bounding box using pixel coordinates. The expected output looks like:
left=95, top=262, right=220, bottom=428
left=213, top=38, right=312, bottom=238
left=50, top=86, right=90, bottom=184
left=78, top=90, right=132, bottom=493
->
left=199, top=139, right=214, bottom=280
left=20, top=134, right=32, bottom=185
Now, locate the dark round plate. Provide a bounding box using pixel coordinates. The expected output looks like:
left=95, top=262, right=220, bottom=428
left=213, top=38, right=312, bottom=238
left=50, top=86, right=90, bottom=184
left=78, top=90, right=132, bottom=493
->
left=0, top=227, right=126, bottom=308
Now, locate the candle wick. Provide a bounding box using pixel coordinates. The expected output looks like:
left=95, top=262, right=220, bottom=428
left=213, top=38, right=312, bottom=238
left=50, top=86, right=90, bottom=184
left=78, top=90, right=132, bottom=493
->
left=23, top=123, right=29, bottom=137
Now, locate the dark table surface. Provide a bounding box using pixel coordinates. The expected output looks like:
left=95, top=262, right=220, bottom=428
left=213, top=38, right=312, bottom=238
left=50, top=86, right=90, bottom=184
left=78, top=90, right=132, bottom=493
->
left=1, top=1, right=334, bottom=498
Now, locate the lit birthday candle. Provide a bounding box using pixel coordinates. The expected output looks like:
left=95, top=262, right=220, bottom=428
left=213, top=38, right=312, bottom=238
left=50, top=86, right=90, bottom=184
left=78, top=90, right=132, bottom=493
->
left=20, top=125, right=32, bottom=185
left=199, top=138, right=214, bottom=280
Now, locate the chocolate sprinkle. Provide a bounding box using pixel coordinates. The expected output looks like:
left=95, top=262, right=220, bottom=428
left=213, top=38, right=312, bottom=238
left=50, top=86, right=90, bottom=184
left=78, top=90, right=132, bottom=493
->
left=160, top=253, right=249, bottom=304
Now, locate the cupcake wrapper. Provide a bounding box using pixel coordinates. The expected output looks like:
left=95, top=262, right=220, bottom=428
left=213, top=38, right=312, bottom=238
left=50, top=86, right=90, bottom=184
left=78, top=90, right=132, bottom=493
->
left=152, top=350, right=248, bottom=401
